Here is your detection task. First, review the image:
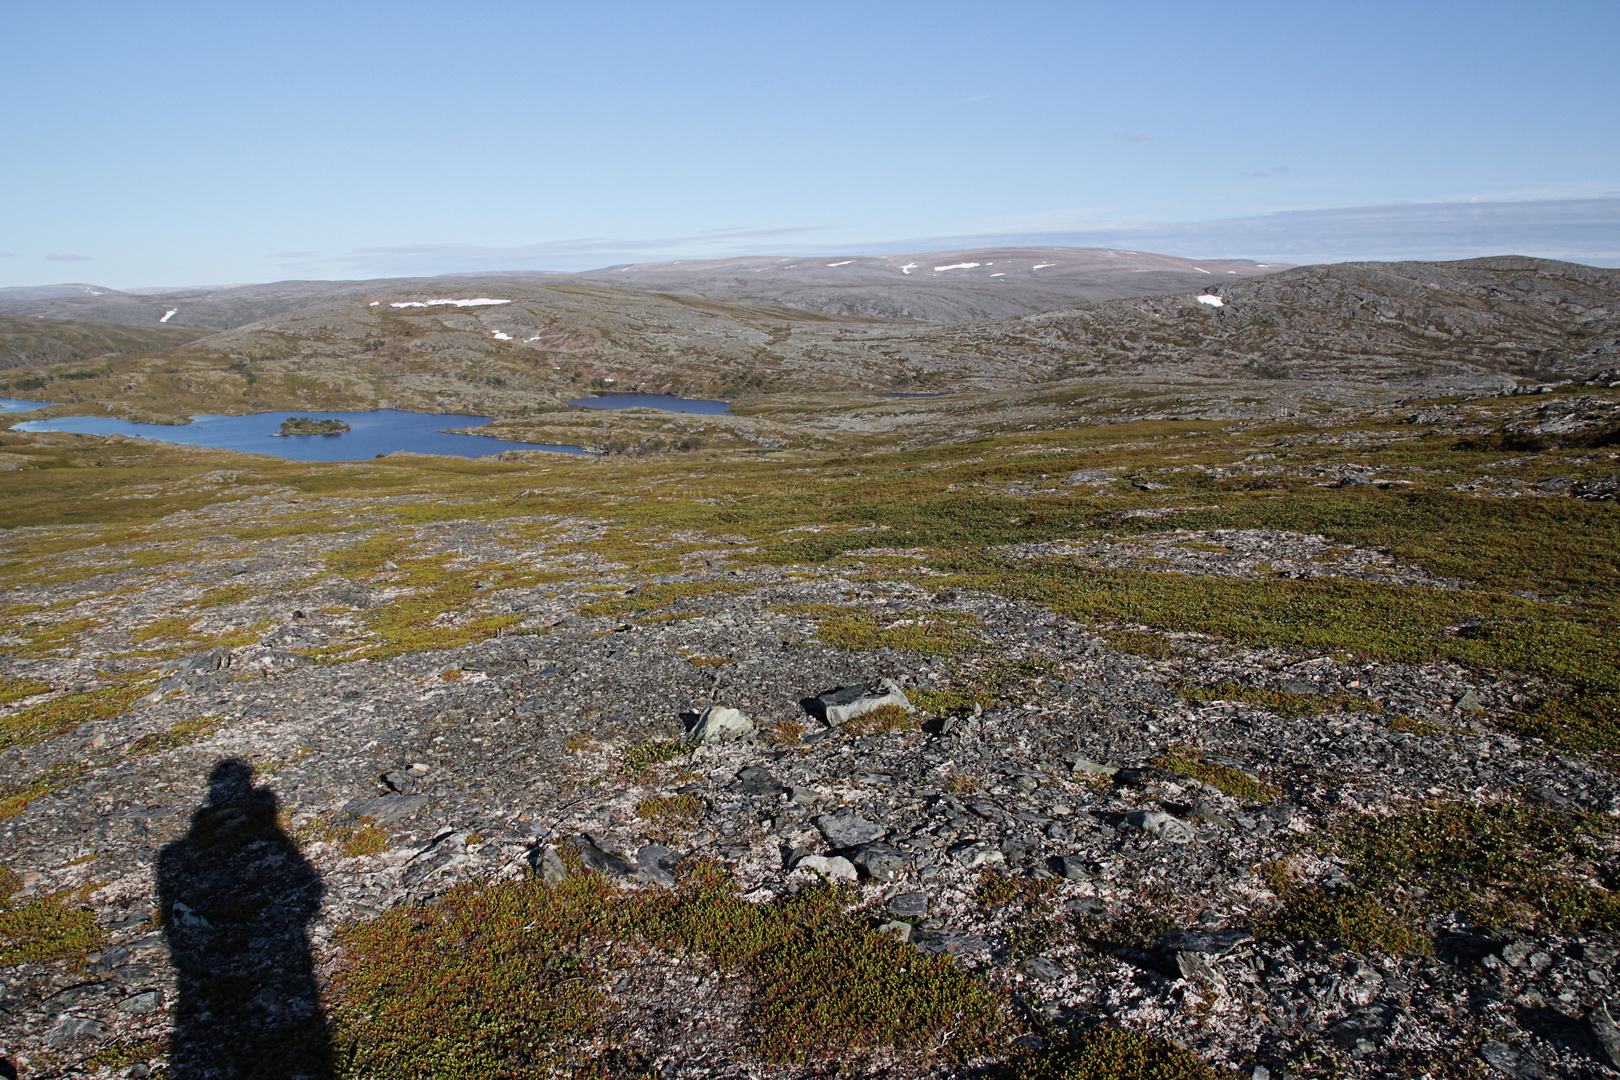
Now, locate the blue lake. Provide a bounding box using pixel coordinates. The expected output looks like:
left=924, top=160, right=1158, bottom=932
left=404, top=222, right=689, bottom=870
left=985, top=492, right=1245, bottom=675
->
left=566, top=393, right=731, bottom=415
left=0, top=397, right=54, bottom=413
left=12, top=409, right=588, bottom=461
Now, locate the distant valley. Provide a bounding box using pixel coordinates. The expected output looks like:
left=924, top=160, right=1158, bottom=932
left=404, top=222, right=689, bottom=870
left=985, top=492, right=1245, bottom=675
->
left=1, top=248, right=1616, bottom=456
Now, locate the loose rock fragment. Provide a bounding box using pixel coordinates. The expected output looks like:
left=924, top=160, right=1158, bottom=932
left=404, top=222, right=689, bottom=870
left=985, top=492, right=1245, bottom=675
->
left=1159, top=928, right=1254, bottom=956
left=814, top=811, right=886, bottom=848
left=1590, top=1001, right=1620, bottom=1069
left=635, top=844, right=678, bottom=887
left=794, top=854, right=858, bottom=882
left=887, top=891, right=930, bottom=918
left=809, top=678, right=912, bottom=726
left=684, top=704, right=755, bottom=744
left=847, top=841, right=907, bottom=882
left=1124, top=809, right=1196, bottom=843
left=736, top=765, right=786, bottom=797
left=340, top=794, right=428, bottom=826
left=576, top=834, right=637, bottom=878
left=529, top=844, right=567, bottom=884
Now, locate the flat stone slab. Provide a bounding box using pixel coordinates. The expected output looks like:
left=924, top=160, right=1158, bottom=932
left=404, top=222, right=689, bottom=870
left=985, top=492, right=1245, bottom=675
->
left=815, top=811, right=886, bottom=848
left=808, top=678, right=912, bottom=726
left=340, top=794, right=429, bottom=826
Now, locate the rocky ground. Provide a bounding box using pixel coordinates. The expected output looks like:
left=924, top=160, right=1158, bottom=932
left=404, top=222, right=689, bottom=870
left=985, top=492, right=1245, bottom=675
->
left=0, top=377, right=1618, bottom=1079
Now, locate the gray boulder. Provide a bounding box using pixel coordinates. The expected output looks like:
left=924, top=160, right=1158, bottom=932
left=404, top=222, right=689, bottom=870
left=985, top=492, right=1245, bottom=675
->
left=529, top=844, right=567, bottom=884
left=847, top=842, right=907, bottom=882
left=887, top=891, right=930, bottom=918
left=736, top=765, right=786, bottom=797
left=815, top=811, right=886, bottom=848
left=794, top=854, right=858, bottom=882
left=684, top=705, right=754, bottom=744
left=1590, top=1001, right=1620, bottom=1069
left=340, top=794, right=428, bottom=826
left=1125, top=809, right=1196, bottom=843
left=809, top=679, right=912, bottom=726
left=636, top=845, right=679, bottom=887
left=576, top=834, right=636, bottom=878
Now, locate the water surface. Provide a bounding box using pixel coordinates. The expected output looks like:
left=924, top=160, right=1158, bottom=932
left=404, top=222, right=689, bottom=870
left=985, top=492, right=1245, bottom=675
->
left=0, top=397, right=54, bottom=413
left=14, top=409, right=586, bottom=461
left=566, top=393, right=731, bottom=415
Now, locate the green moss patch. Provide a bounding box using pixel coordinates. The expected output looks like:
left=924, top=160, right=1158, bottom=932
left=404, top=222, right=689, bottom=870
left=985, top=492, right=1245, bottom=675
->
left=1004, top=1025, right=1238, bottom=1080
left=577, top=580, right=749, bottom=619
left=813, top=609, right=981, bottom=656
left=334, top=874, right=614, bottom=1078
left=839, top=702, right=920, bottom=735
left=125, top=712, right=224, bottom=757
left=334, top=869, right=1008, bottom=1074
left=634, top=793, right=703, bottom=823
left=1504, top=690, right=1620, bottom=757
left=0, top=678, right=153, bottom=755
left=0, top=867, right=106, bottom=967
left=1259, top=884, right=1429, bottom=956
left=0, top=676, right=52, bottom=706
left=908, top=685, right=998, bottom=717
left=621, top=738, right=687, bottom=772
left=1154, top=746, right=1282, bottom=803
left=1333, top=802, right=1620, bottom=935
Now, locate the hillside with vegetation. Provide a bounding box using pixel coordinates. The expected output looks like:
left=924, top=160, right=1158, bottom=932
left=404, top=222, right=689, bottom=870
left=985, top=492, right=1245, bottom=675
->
left=0, top=257, right=1617, bottom=1078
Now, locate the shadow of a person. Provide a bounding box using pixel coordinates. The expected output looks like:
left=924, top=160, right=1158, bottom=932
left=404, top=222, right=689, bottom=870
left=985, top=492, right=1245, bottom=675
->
left=158, top=759, right=333, bottom=1079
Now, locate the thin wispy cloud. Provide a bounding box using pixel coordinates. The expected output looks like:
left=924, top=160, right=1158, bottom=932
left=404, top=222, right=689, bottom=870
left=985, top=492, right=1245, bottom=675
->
left=270, top=250, right=319, bottom=259
left=330, top=225, right=835, bottom=275
left=224, top=200, right=1620, bottom=281
left=1118, top=132, right=1150, bottom=143
left=861, top=197, right=1620, bottom=267
left=45, top=253, right=93, bottom=262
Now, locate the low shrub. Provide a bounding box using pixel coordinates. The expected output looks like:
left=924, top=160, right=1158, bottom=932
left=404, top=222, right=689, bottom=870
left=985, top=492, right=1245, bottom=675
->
left=1004, top=1025, right=1237, bottom=1080
left=335, top=870, right=1009, bottom=1072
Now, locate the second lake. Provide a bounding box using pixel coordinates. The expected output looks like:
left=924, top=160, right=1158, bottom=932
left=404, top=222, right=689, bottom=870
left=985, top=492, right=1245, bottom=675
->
left=565, top=393, right=731, bottom=415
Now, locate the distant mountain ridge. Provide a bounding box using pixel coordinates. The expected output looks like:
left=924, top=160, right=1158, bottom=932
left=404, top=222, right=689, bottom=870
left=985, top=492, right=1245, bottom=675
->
left=572, top=246, right=1283, bottom=322
left=0, top=246, right=1284, bottom=330
left=5, top=255, right=1614, bottom=421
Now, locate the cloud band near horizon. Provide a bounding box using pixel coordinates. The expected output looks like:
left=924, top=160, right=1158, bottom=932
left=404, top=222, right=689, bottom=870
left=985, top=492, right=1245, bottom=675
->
left=260, top=197, right=1620, bottom=279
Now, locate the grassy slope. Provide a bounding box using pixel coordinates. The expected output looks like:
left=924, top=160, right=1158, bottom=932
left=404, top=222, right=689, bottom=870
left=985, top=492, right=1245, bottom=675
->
left=3, top=386, right=1615, bottom=743
left=2, top=385, right=1617, bottom=1077
left=0, top=316, right=208, bottom=374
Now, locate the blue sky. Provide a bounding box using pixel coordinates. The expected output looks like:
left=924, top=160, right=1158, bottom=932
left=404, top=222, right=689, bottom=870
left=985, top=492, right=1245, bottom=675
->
left=3, top=0, right=1618, bottom=287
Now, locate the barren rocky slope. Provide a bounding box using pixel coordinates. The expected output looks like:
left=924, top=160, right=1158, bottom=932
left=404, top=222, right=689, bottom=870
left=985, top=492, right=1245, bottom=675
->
left=0, top=278, right=480, bottom=332
left=572, top=247, right=1285, bottom=323
left=0, top=376, right=1618, bottom=1078
left=0, top=319, right=208, bottom=374
left=2, top=258, right=1615, bottom=443
left=0, top=247, right=1278, bottom=332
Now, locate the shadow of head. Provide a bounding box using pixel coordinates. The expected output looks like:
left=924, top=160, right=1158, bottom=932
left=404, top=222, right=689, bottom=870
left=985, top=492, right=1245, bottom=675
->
left=184, top=758, right=283, bottom=853
left=207, top=758, right=255, bottom=804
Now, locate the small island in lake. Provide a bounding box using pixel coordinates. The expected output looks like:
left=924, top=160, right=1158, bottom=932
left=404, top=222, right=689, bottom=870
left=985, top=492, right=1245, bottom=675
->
left=275, top=416, right=350, bottom=436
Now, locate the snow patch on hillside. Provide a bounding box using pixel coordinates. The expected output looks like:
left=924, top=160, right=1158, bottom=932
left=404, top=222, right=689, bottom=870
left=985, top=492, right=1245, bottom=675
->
left=389, top=298, right=511, bottom=309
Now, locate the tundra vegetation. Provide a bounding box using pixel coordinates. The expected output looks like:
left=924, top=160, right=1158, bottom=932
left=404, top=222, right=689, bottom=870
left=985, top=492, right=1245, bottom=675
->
left=0, top=259, right=1616, bottom=1079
